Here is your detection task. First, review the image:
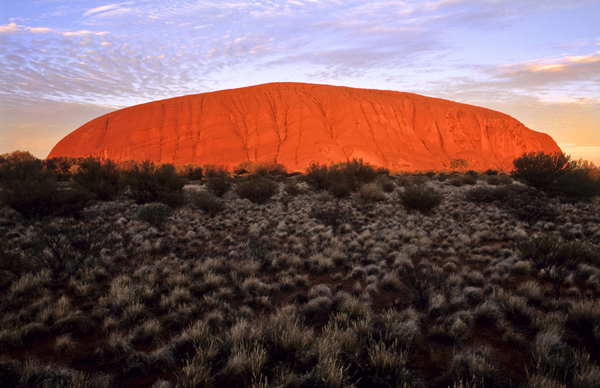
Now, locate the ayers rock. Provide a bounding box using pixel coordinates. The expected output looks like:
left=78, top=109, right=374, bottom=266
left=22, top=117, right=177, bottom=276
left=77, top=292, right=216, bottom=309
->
left=48, top=82, right=561, bottom=171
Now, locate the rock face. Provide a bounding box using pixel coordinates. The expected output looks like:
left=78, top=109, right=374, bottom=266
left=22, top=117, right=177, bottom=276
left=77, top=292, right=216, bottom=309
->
left=48, top=82, right=561, bottom=171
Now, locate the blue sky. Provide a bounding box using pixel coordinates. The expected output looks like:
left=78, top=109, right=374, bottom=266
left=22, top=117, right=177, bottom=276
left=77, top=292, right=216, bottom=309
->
left=1, top=0, right=599, bottom=165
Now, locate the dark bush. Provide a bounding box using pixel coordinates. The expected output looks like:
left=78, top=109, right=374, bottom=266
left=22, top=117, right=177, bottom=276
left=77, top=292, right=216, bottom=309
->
left=552, top=160, right=600, bottom=202
left=23, top=220, right=114, bottom=275
left=245, top=240, right=272, bottom=268
left=303, top=158, right=379, bottom=196
left=511, top=152, right=570, bottom=191
left=206, top=174, right=232, bottom=197
left=500, top=185, right=559, bottom=223
left=137, top=202, right=172, bottom=227
left=303, top=162, right=330, bottom=191
left=327, top=175, right=352, bottom=198
left=339, top=158, right=379, bottom=187
left=485, top=169, right=499, bottom=176
left=397, top=184, right=443, bottom=214
left=484, top=174, right=512, bottom=185
left=45, top=156, right=78, bottom=180
left=376, top=176, right=396, bottom=193
left=283, top=179, right=303, bottom=196
left=202, top=164, right=229, bottom=178
left=176, top=164, right=204, bottom=180
left=190, top=191, right=226, bottom=217
left=0, top=158, right=91, bottom=220
left=234, top=174, right=279, bottom=204
left=309, top=201, right=352, bottom=233
left=73, top=157, right=121, bottom=201
left=123, top=161, right=186, bottom=206
left=465, top=186, right=509, bottom=203
left=400, top=262, right=445, bottom=309
left=517, top=235, right=594, bottom=299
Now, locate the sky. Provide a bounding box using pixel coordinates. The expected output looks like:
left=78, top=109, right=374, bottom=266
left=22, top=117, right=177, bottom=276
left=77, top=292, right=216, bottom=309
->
left=1, top=0, right=599, bottom=165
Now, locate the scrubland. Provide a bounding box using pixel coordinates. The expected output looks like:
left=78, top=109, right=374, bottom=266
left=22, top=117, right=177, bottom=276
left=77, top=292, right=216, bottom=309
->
left=1, top=153, right=600, bottom=387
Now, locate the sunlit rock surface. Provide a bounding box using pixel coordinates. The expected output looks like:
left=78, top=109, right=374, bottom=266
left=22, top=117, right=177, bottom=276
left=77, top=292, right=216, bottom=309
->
left=48, top=83, right=561, bottom=171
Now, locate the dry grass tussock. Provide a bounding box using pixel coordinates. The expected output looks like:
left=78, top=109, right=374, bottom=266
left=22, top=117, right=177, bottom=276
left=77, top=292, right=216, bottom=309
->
left=0, top=161, right=600, bottom=387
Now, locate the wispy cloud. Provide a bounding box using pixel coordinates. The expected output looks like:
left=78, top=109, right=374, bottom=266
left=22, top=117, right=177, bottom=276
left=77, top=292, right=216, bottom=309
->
left=83, top=3, right=134, bottom=17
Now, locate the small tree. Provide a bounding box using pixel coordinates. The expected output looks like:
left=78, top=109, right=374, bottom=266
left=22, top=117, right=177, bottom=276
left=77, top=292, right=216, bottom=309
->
left=303, top=162, right=330, bottom=191
left=511, top=152, right=570, bottom=191
left=73, top=157, right=121, bottom=201
left=400, top=262, right=445, bottom=309
left=124, top=161, right=186, bottom=206
left=553, top=159, right=600, bottom=202
left=517, top=235, right=593, bottom=299
left=0, top=158, right=91, bottom=220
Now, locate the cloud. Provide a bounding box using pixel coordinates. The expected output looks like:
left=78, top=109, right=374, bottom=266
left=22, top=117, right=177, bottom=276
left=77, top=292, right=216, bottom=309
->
left=0, top=22, right=20, bottom=34
left=492, top=52, right=600, bottom=91
left=83, top=3, right=134, bottom=17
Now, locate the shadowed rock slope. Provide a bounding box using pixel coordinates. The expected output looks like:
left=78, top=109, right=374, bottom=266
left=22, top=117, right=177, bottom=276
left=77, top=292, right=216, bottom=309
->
left=48, top=83, right=561, bottom=171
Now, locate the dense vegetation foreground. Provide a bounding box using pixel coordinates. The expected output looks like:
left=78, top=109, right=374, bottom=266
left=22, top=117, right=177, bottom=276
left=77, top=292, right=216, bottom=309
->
left=1, top=152, right=600, bottom=387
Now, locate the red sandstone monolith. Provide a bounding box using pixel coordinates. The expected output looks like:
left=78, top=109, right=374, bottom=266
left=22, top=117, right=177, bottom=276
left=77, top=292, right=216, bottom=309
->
left=48, top=83, right=562, bottom=171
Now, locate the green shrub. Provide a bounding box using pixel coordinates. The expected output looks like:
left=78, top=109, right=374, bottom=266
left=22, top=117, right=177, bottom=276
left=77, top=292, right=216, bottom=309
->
left=303, top=159, right=379, bottom=196
left=44, top=156, right=78, bottom=181
left=309, top=201, right=352, bottom=233
left=137, top=202, right=172, bottom=227
left=328, top=176, right=352, bottom=198
left=511, top=152, right=570, bottom=191
left=397, top=184, right=443, bottom=214
left=448, top=174, right=477, bottom=187
left=552, top=160, right=600, bottom=202
left=191, top=191, right=225, bottom=217
left=377, top=176, right=396, bottom=193
left=176, top=164, right=204, bottom=180
left=21, top=220, right=114, bottom=275
left=206, top=176, right=232, bottom=197
left=465, top=186, right=509, bottom=203
left=283, top=179, right=303, bottom=196
left=0, top=158, right=91, bottom=220
left=501, top=185, right=559, bottom=223
left=484, top=173, right=512, bottom=185
left=517, top=235, right=593, bottom=299
left=73, top=157, right=121, bottom=201
left=303, top=162, right=330, bottom=191
left=234, top=174, right=279, bottom=204
left=124, top=161, right=185, bottom=206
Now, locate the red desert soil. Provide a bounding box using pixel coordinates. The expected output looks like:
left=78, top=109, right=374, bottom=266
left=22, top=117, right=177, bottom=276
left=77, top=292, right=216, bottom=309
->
left=48, top=82, right=561, bottom=171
